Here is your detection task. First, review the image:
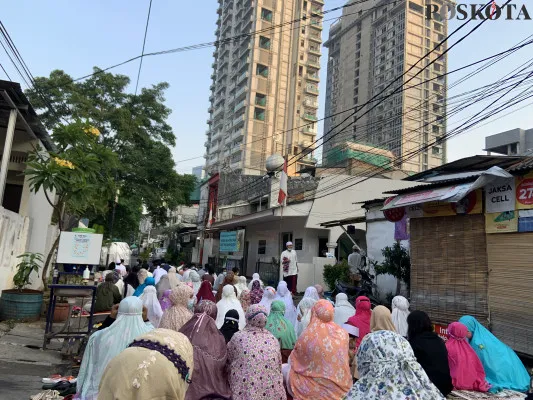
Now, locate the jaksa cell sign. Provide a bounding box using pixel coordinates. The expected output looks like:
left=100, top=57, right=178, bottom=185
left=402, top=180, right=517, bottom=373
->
left=485, top=177, right=515, bottom=213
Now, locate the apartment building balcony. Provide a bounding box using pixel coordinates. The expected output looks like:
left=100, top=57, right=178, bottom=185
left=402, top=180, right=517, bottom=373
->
left=233, top=114, right=246, bottom=127
left=231, top=145, right=242, bottom=154
left=311, top=0, right=324, bottom=5
left=301, top=124, right=316, bottom=134
left=203, top=152, right=208, bottom=159
left=311, top=6, right=322, bottom=15
left=213, top=107, right=225, bottom=119
left=207, top=117, right=213, bottom=125
left=307, top=73, right=319, bottom=82
left=235, top=85, right=248, bottom=99
left=231, top=129, right=244, bottom=140
left=208, top=105, right=214, bottom=113
left=237, top=70, right=249, bottom=84
left=210, top=83, right=215, bottom=91
left=211, top=142, right=220, bottom=152
left=303, top=113, right=318, bottom=122
left=239, top=43, right=251, bottom=57
left=308, top=46, right=321, bottom=56
left=307, top=58, right=320, bottom=69
left=230, top=159, right=242, bottom=169
left=303, top=98, right=319, bottom=108
left=243, top=4, right=254, bottom=20
left=310, top=18, right=323, bottom=30
left=309, top=32, right=322, bottom=43
left=305, top=84, right=319, bottom=95
left=217, top=5, right=222, bottom=14
left=222, top=23, right=232, bottom=36
left=234, top=99, right=246, bottom=112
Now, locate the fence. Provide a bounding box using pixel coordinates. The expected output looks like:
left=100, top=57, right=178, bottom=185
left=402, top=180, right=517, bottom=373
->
left=256, top=261, right=279, bottom=287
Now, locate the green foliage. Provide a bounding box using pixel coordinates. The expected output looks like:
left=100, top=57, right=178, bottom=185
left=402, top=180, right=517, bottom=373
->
left=26, top=68, right=197, bottom=230
left=323, top=259, right=351, bottom=291
left=13, top=253, right=44, bottom=291
left=374, top=242, right=411, bottom=290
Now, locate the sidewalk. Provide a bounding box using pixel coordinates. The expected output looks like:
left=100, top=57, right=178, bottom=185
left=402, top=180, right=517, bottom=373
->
left=0, top=321, right=70, bottom=400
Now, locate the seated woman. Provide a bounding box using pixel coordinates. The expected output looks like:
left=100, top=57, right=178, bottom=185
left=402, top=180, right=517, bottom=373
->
left=259, top=286, right=277, bottom=314
left=219, top=309, right=240, bottom=343
left=445, top=322, right=490, bottom=392
left=159, top=283, right=194, bottom=332
left=227, top=304, right=286, bottom=400
left=459, top=315, right=530, bottom=393
left=333, top=293, right=356, bottom=326
left=407, top=310, right=453, bottom=397
left=76, top=297, right=154, bottom=400
left=249, top=280, right=264, bottom=305
left=94, top=273, right=122, bottom=313
left=370, top=305, right=397, bottom=332
left=266, top=300, right=297, bottom=363
left=344, top=330, right=446, bottom=399
left=275, top=281, right=298, bottom=327
left=179, top=300, right=232, bottom=400
left=391, top=295, right=410, bottom=337
left=98, top=329, right=193, bottom=400
left=133, top=274, right=154, bottom=297
left=287, top=300, right=352, bottom=400
left=140, top=286, right=163, bottom=328
left=216, top=284, right=246, bottom=330
left=294, top=286, right=320, bottom=337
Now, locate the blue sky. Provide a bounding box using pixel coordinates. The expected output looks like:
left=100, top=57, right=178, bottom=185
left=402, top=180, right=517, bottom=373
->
left=2, top=1, right=533, bottom=174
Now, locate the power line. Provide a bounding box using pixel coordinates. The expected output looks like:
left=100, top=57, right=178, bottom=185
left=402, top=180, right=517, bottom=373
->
left=134, top=0, right=154, bottom=96
left=0, top=62, right=11, bottom=80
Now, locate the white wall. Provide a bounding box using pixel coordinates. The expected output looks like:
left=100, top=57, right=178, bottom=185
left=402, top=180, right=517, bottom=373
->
left=0, top=207, right=30, bottom=293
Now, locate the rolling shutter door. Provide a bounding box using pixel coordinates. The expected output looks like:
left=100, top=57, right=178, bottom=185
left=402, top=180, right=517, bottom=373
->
left=410, top=214, right=489, bottom=325
left=486, top=232, right=533, bottom=355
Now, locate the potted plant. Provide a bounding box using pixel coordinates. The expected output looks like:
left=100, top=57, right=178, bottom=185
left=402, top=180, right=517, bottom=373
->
left=53, top=297, right=70, bottom=322
left=0, top=253, right=44, bottom=321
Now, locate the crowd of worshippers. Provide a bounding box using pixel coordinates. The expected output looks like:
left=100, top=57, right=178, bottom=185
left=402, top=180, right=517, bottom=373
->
left=76, top=265, right=532, bottom=400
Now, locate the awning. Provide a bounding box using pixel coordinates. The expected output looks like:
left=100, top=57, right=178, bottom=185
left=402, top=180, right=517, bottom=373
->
left=382, top=166, right=513, bottom=210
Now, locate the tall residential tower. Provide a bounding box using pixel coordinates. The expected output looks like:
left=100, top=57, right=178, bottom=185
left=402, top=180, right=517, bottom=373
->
left=205, top=0, right=324, bottom=176
left=324, top=0, right=448, bottom=173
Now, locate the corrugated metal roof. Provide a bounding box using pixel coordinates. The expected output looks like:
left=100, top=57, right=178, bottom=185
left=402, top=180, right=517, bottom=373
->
left=383, top=176, right=477, bottom=195
left=507, top=157, right=533, bottom=173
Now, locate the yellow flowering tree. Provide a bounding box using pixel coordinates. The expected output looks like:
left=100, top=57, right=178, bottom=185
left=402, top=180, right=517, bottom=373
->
left=25, top=121, right=117, bottom=285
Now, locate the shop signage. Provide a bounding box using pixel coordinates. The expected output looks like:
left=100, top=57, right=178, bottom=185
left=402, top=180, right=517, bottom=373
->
left=515, top=172, right=533, bottom=210
left=220, top=229, right=245, bottom=253
left=485, top=211, right=518, bottom=233
left=485, top=177, right=516, bottom=213
left=405, top=190, right=482, bottom=218
left=433, top=323, right=448, bottom=341
left=383, top=197, right=405, bottom=222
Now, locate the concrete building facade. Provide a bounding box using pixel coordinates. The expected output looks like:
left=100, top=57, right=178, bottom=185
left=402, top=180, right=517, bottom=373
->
left=484, top=128, right=533, bottom=156
left=205, top=0, right=324, bottom=177
left=324, top=0, right=448, bottom=173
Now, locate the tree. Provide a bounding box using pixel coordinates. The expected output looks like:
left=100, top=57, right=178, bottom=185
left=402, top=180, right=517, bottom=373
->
left=26, top=68, right=196, bottom=240
left=374, top=242, right=411, bottom=295
left=25, top=121, right=118, bottom=286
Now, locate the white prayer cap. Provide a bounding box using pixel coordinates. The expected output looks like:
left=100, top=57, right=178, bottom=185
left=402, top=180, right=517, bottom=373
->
left=286, top=241, right=293, bottom=246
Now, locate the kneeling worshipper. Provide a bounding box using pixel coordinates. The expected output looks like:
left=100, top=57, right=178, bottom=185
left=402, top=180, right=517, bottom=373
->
left=333, top=292, right=356, bottom=326
left=247, top=272, right=264, bottom=290
left=275, top=281, right=298, bottom=327
left=266, top=300, right=297, bottom=363
left=391, top=295, right=410, bottom=337
left=344, top=330, right=446, bottom=400
left=239, top=288, right=251, bottom=312
left=156, top=274, right=172, bottom=300
left=76, top=297, right=154, bottom=400
left=93, top=273, right=122, bottom=313
left=219, top=309, right=241, bottom=343
left=445, top=322, right=490, bottom=392
left=370, top=305, right=396, bottom=332
left=98, top=329, right=193, bottom=400
left=407, top=310, right=453, bottom=397
left=249, top=280, right=264, bottom=305
left=259, top=286, right=277, bottom=314
left=215, top=284, right=246, bottom=330
left=159, top=283, right=194, bottom=332
left=168, top=266, right=181, bottom=286
left=227, top=304, right=287, bottom=400
left=179, top=300, right=232, bottom=400
left=346, top=296, right=372, bottom=379
left=196, top=279, right=216, bottom=303
left=235, top=275, right=248, bottom=297
left=459, top=315, right=530, bottom=393
left=140, top=285, right=164, bottom=328
left=285, top=299, right=352, bottom=400
left=133, top=275, right=155, bottom=297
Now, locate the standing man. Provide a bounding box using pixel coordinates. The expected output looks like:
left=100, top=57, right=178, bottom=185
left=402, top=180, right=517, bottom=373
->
left=347, top=245, right=363, bottom=285
left=280, top=241, right=298, bottom=295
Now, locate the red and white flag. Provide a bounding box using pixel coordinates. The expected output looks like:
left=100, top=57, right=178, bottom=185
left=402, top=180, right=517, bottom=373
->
left=490, top=1, right=497, bottom=18
left=206, top=202, right=214, bottom=228
left=278, top=157, right=288, bottom=205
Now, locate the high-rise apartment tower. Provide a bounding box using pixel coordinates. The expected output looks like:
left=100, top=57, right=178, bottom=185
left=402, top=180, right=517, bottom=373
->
left=324, top=0, right=448, bottom=173
left=205, top=0, right=324, bottom=176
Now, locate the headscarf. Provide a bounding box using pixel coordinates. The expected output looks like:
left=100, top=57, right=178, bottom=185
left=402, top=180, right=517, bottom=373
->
left=239, top=289, right=251, bottom=312
left=314, top=284, right=324, bottom=297
left=391, top=295, right=410, bottom=337
left=179, top=301, right=231, bottom=400
left=159, top=284, right=194, bottom=332
left=370, top=305, right=396, bottom=332
left=156, top=274, right=171, bottom=300
left=216, top=285, right=246, bottom=330
left=459, top=315, right=530, bottom=393
left=249, top=280, right=264, bottom=304
left=152, top=266, right=167, bottom=285
left=407, top=311, right=453, bottom=397
left=275, top=281, right=298, bottom=327
left=77, top=297, right=154, bottom=400
left=140, top=286, right=164, bottom=328
left=226, top=304, right=286, bottom=400
left=247, top=272, right=263, bottom=290
left=189, top=270, right=201, bottom=296
left=133, top=276, right=155, bottom=297
left=334, top=292, right=356, bottom=326
left=98, top=329, right=193, bottom=400
left=347, top=296, right=372, bottom=349
left=159, top=289, right=172, bottom=311
left=344, top=330, right=446, bottom=400
left=295, top=297, right=317, bottom=338
left=233, top=275, right=246, bottom=297
left=446, top=322, right=490, bottom=392
left=219, top=309, right=240, bottom=343
left=258, top=286, right=276, bottom=314
left=196, top=280, right=216, bottom=303
left=138, top=268, right=149, bottom=284
left=167, top=266, right=181, bottom=286
left=215, top=271, right=236, bottom=302
left=213, top=271, right=225, bottom=291
left=182, top=268, right=192, bottom=283
left=123, top=269, right=140, bottom=290
left=302, top=286, right=320, bottom=302
left=266, top=300, right=296, bottom=350
left=289, top=300, right=352, bottom=400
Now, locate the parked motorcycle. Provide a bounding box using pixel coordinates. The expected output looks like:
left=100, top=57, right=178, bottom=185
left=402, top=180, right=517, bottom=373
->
left=332, top=267, right=381, bottom=308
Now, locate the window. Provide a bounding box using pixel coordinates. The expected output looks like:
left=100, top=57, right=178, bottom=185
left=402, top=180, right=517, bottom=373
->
left=299, top=65, right=303, bottom=76
left=432, top=125, right=439, bottom=134
left=295, top=238, right=303, bottom=251
left=261, top=8, right=273, bottom=22
left=408, top=1, right=424, bottom=14
left=259, top=36, right=271, bottom=50
left=256, top=93, right=266, bottom=106
left=258, top=240, right=266, bottom=254
left=256, top=63, right=269, bottom=77
left=432, top=146, right=441, bottom=155
left=254, top=107, right=265, bottom=121
left=301, top=39, right=304, bottom=47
